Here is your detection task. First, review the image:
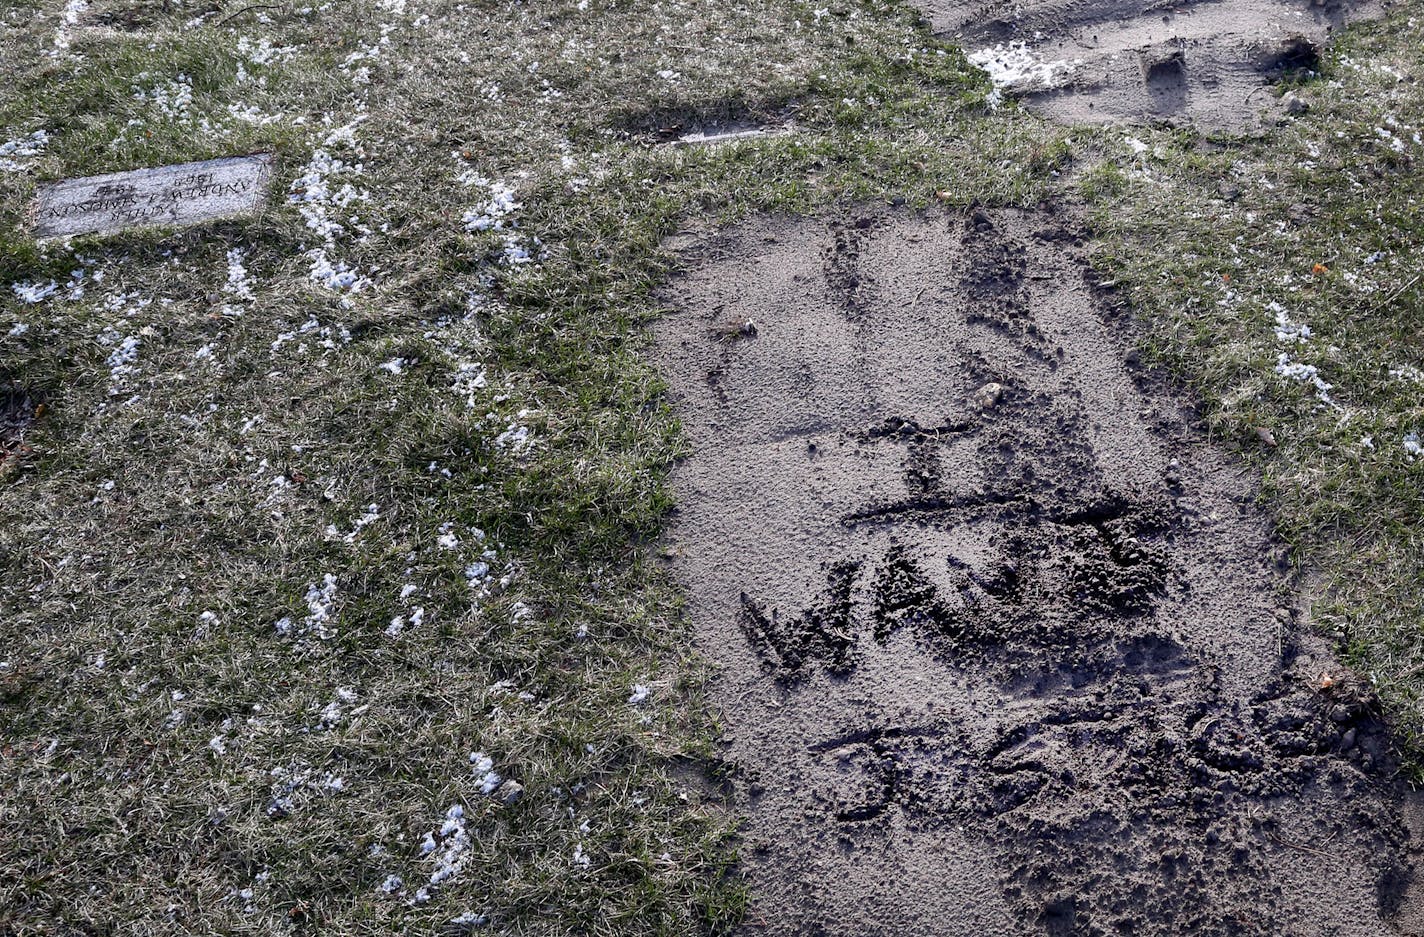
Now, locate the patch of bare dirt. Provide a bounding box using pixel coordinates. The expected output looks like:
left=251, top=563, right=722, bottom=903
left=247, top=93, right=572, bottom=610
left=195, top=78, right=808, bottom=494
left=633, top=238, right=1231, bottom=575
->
left=0, top=381, right=37, bottom=475
left=916, top=0, right=1385, bottom=127
left=654, top=207, right=1422, bottom=935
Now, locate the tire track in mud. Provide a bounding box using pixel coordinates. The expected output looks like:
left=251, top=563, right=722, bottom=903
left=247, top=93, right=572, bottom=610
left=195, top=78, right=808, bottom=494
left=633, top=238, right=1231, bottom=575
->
left=914, top=0, right=1384, bottom=126
left=655, top=207, right=1421, bottom=935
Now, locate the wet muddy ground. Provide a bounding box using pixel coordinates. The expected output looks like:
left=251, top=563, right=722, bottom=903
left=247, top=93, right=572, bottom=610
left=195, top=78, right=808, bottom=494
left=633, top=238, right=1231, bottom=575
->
left=655, top=207, right=1423, bottom=935
left=917, top=0, right=1385, bottom=126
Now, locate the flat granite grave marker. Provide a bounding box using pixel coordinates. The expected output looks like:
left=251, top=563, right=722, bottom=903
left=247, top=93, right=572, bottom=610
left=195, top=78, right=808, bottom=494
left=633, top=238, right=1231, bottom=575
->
left=31, top=154, right=274, bottom=239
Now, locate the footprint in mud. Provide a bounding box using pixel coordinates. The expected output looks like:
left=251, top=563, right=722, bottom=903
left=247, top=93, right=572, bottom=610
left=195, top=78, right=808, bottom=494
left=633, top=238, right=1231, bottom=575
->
left=914, top=0, right=1382, bottom=127
left=655, top=208, right=1421, bottom=936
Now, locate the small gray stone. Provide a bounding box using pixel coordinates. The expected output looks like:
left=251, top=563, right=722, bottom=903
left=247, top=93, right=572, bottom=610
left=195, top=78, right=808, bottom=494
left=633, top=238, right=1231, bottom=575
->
left=1283, top=92, right=1310, bottom=115
left=31, top=153, right=274, bottom=239
left=972, top=382, right=1005, bottom=411
left=497, top=779, right=524, bottom=804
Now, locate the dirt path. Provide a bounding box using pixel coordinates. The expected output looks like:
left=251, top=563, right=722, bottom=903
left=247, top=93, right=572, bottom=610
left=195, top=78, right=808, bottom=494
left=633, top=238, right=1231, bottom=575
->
left=916, top=0, right=1383, bottom=126
left=655, top=207, right=1423, bottom=934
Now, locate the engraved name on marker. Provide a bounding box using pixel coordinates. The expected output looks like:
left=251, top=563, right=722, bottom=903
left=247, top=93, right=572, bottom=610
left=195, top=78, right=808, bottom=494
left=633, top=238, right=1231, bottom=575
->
left=32, top=153, right=275, bottom=238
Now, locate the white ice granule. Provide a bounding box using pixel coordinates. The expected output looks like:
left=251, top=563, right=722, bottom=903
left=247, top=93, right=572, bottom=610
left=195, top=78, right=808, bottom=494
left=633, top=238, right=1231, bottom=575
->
left=419, top=804, right=473, bottom=898
left=228, top=103, right=282, bottom=125
left=451, top=912, right=489, bottom=927
left=1274, top=353, right=1335, bottom=405
left=237, top=36, right=299, bottom=66
left=499, top=234, right=536, bottom=266
left=344, top=503, right=381, bottom=542
left=494, top=423, right=532, bottom=452
left=628, top=684, right=650, bottom=705
left=224, top=248, right=255, bottom=302
left=133, top=73, right=194, bottom=119
left=275, top=573, right=339, bottom=639
left=968, top=42, right=1078, bottom=94
left=305, top=248, right=370, bottom=294
left=470, top=751, right=503, bottom=794
left=53, top=0, right=87, bottom=52
left=1270, top=303, right=1312, bottom=343
left=455, top=170, right=541, bottom=268
left=460, top=179, right=521, bottom=232
left=0, top=130, right=50, bottom=172
left=289, top=125, right=367, bottom=245
left=1406, top=433, right=1423, bottom=458
left=12, top=281, right=58, bottom=304
left=106, top=335, right=141, bottom=383
left=452, top=362, right=489, bottom=407
left=271, top=314, right=352, bottom=354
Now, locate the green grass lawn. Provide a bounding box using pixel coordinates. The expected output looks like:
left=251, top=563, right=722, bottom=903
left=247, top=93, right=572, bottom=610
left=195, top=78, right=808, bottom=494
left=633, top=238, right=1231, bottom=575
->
left=1083, top=13, right=1424, bottom=771
left=0, top=1, right=1060, bottom=932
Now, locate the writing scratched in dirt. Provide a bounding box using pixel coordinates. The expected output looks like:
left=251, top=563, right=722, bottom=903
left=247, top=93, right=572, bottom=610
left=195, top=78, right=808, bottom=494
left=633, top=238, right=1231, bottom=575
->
left=657, top=208, right=1413, bottom=936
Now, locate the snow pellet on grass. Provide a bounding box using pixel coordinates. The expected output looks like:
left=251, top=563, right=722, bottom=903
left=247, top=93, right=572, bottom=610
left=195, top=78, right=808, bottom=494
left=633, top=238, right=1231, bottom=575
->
left=415, top=804, right=474, bottom=904
left=289, top=140, right=369, bottom=244
left=223, top=248, right=256, bottom=305
left=52, top=0, right=87, bottom=53
left=0, top=130, right=48, bottom=172
left=132, top=73, right=195, bottom=120
left=470, top=751, right=502, bottom=794
left=12, top=281, right=57, bottom=304
left=968, top=42, right=1079, bottom=96
left=102, top=332, right=141, bottom=391
left=1274, top=353, right=1336, bottom=406
left=275, top=573, right=340, bottom=640
left=237, top=36, right=299, bottom=67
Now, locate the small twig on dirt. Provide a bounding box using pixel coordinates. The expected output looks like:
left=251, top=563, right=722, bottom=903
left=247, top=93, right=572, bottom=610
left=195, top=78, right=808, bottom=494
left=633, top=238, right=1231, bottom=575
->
left=215, top=3, right=280, bottom=26
left=911, top=284, right=929, bottom=309
left=709, top=319, right=758, bottom=343
left=1265, top=831, right=1334, bottom=859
